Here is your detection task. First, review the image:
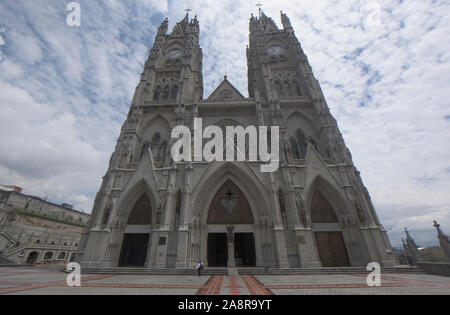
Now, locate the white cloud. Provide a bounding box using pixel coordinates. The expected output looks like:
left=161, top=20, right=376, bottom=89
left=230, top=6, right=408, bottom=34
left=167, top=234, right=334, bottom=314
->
left=143, top=0, right=169, bottom=12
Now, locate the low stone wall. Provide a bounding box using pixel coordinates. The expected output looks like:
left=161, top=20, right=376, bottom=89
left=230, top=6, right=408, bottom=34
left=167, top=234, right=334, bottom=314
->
left=419, top=262, right=450, bottom=277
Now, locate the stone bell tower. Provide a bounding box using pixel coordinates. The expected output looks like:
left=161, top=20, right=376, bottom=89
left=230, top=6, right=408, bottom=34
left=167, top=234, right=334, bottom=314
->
left=246, top=10, right=396, bottom=268
left=77, top=13, right=204, bottom=268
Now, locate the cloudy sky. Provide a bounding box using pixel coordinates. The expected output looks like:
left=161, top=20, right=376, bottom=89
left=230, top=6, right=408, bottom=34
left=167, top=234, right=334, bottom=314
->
left=0, top=0, right=449, bottom=247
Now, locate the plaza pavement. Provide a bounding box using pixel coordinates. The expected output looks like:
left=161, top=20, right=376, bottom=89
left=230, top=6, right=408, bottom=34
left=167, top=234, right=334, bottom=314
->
left=0, top=265, right=448, bottom=295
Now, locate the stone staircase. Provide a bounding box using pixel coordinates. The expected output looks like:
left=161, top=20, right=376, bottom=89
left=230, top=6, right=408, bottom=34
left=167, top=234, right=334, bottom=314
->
left=81, top=267, right=229, bottom=275
left=237, top=266, right=425, bottom=275
left=80, top=266, right=424, bottom=275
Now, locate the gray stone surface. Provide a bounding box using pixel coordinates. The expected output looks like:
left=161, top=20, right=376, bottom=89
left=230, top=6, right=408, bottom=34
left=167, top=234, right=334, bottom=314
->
left=9, top=287, right=198, bottom=296
left=83, top=275, right=208, bottom=285
left=271, top=286, right=450, bottom=295
left=0, top=266, right=449, bottom=295
left=255, top=274, right=369, bottom=286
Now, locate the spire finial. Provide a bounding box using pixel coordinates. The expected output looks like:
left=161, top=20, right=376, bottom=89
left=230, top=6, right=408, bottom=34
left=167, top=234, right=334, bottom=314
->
left=256, top=2, right=263, bottom=17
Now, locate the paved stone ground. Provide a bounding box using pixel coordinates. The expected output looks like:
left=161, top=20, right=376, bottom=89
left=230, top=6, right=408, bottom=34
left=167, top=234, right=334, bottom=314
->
left=0, top=266, right=448, bottom=295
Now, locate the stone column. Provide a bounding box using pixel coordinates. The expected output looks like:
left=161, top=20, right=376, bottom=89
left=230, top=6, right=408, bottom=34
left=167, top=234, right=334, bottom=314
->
left=227, top=226, right=236, bottom=268
left=268, top=175, right=290, bottom=268
left=175, top=164, right=193, bottom=269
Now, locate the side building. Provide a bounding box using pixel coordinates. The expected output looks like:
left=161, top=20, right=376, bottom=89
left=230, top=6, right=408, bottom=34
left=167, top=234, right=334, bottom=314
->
left=0, top=185, right=90, bottom=265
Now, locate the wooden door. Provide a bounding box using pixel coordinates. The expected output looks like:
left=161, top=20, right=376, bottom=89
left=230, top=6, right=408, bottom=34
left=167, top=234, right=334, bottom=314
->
left=315, top=232, right=350, bottom=267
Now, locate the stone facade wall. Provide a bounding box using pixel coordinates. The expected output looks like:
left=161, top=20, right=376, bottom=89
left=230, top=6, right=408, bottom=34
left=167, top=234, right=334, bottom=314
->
left=0, top=190, right=89, bottom=225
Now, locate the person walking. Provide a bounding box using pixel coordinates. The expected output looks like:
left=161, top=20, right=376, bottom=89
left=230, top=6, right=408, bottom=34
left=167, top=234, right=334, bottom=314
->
left=196, top=260, right=204, bottom=277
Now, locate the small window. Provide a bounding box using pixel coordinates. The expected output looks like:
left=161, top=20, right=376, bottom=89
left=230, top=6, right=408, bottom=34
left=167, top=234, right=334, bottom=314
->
left=274, top=81, right=283, bottom=98
left=283, top=81, right=292, bottom=96
left=162, top=86, right=170, bottom=100
left=154, top=86, right=161, bottom=100
left=171, top=86, right=178, bottom=99
left=293, top=81, right=302, bottom=96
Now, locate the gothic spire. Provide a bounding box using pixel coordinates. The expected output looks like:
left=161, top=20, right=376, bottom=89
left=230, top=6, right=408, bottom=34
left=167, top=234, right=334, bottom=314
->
left=404, top=228, right=420, bottom=265
left=281, top=11, right=293, bottom=30
left=158, top=18, right=169, bottom=35
left=434, top=221, right=450, bottom=259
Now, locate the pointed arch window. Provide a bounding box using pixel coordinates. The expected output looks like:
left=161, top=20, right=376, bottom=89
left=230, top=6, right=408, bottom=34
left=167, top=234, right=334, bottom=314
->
left=154, top=86, right=161, bottom=100
left=102, top=207, right=112, bottom=226
left=283, top=81, right=292, bottom=97
left=159, top=141, right=168, bottom=162
left=151, top=133, right=161, bottom=160
left=152, top=133, right=161, bottom=144
left=292, top=81, right=302, bottom=96
left=174, top=190, right=182, bottom=229
left=175, top=191, right=182, bottom=216
left=274, top=81, right=283, bottom=98
left=162, top=86, right=170, bottom=100
left=278, top=189, right=286, bottom=214
left=140, top=141, right=150, bottom=161
left=171, top=86, right=178, bottom=100
left=150, top=133, right=168, bottom=163
left=296, top=129, right=307, bottom=157
left=290, top=129, right=307, bottom=159
left=310, top=139, right=318, bottom=151
left=290, top=137, right=300, bottom=159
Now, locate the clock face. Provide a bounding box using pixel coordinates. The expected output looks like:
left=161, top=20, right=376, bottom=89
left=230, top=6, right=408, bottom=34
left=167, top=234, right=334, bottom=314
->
left=167, top=49, right=182, bottom=59
left=220, top=89, right=233, bottom=99
left=266, top=45, right=284, bottom=56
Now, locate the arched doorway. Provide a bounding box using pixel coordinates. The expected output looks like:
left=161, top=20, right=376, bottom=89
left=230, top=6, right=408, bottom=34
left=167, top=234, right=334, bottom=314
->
left=58, top=252, right=67, bottom=261
left=26, top=251, right=39, bottom=264
left=311, top=190, right=350, bottom=267
left=207, top=180, right=256, bottom=267
left=119, top=193, right=152, bottom=267
left=44, top=252, right=53, bottom=262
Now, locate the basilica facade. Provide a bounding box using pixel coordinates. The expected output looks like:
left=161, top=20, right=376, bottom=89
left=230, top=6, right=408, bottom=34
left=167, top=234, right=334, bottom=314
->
left=77, top=12, right=396, bottom=269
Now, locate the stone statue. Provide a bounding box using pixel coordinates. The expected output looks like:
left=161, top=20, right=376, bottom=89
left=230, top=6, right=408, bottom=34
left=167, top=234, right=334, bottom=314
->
left=295, top=193, right=308, bottom=227
left=118, top=142, right=130, bottom=167
left=354, top=202, right=367, bottom=226
left=156, top=191, right=167, bottom=225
